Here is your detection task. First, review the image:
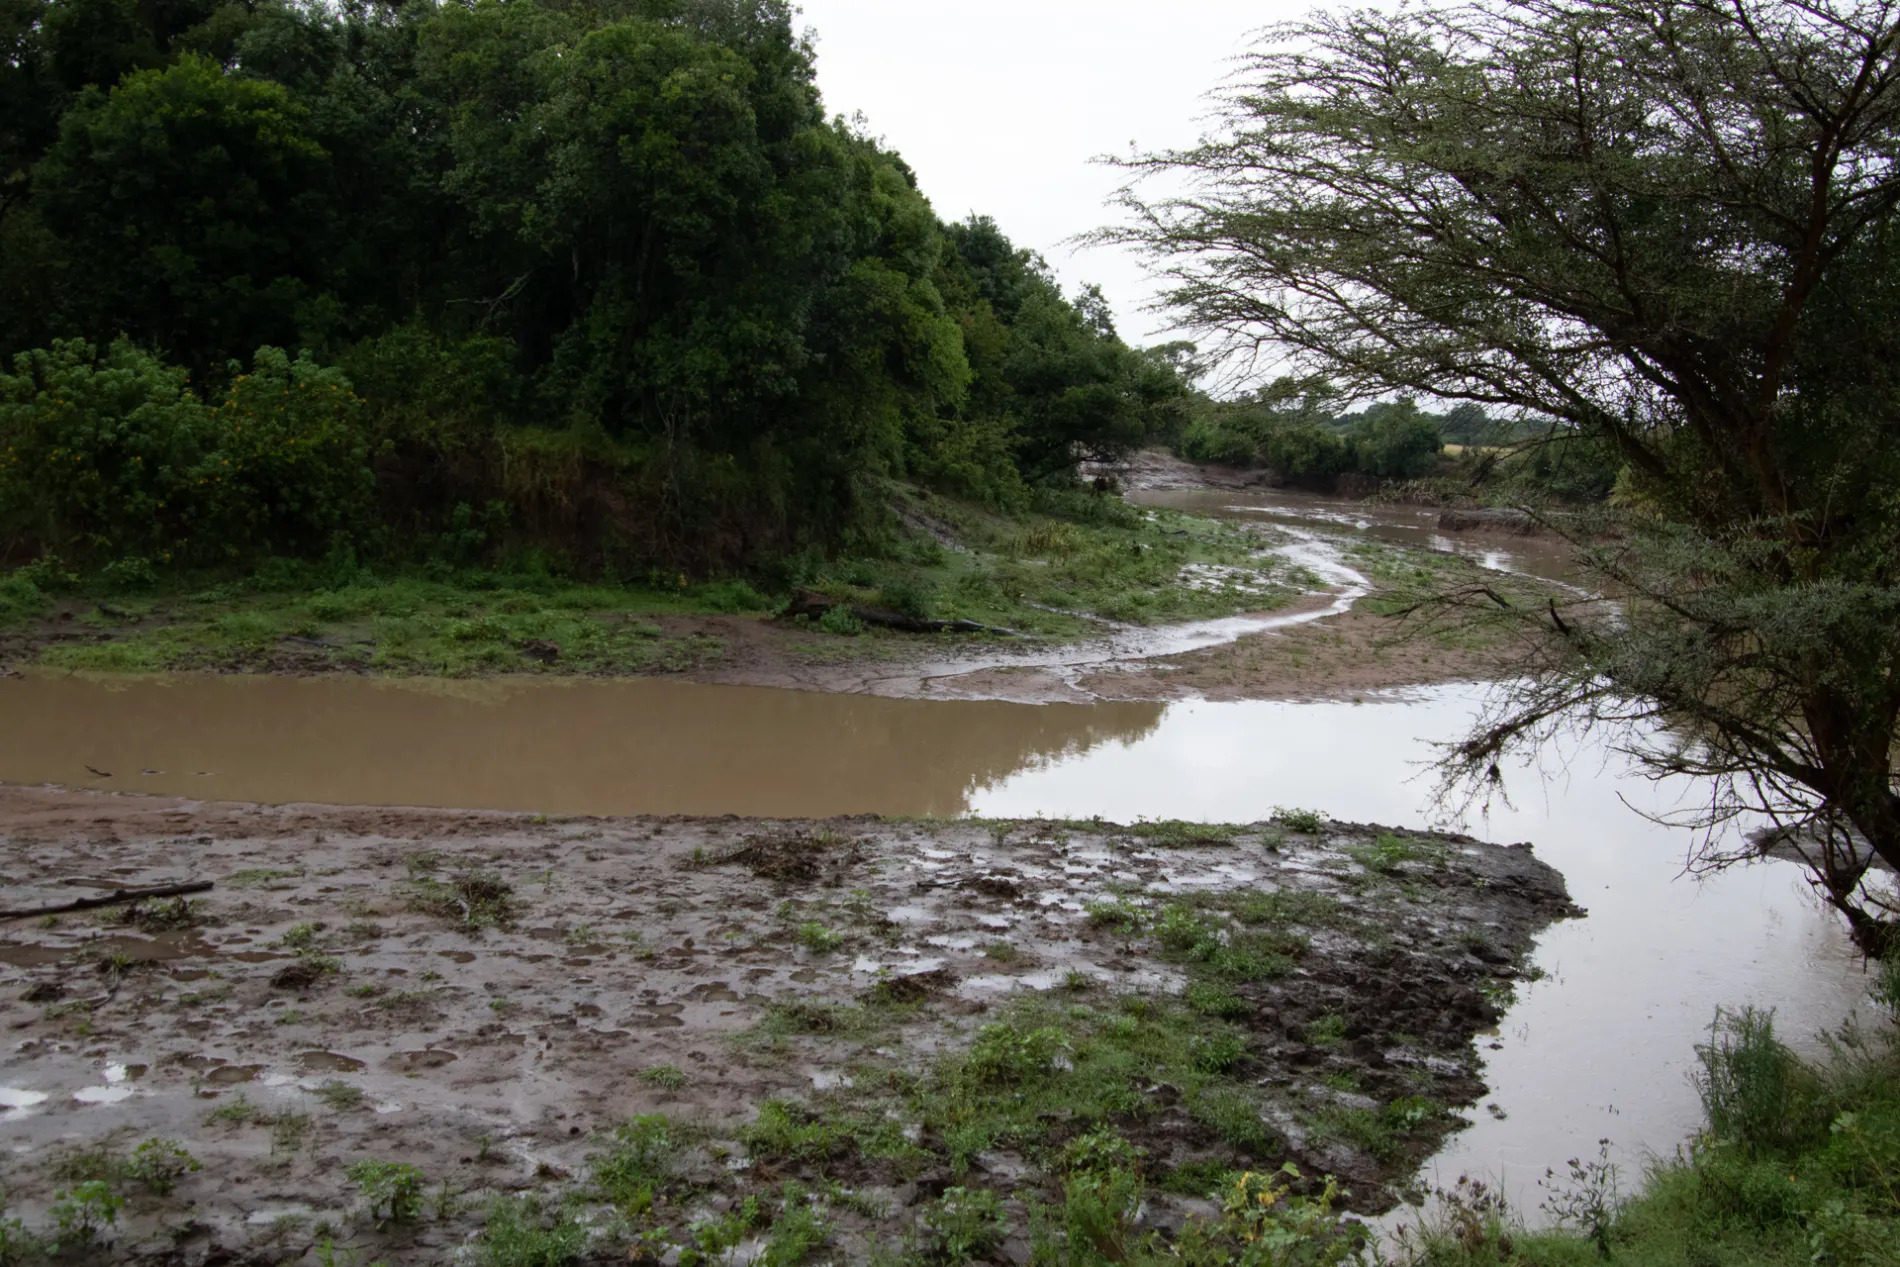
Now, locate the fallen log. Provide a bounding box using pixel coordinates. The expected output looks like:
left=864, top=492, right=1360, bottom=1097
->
left=779, top=590, right=1017, bottom=637
left=0, top=881, right=214, bottom=921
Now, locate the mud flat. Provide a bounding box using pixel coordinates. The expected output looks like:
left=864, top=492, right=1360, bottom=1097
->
left=0, top=785, right=1573, bottom=1264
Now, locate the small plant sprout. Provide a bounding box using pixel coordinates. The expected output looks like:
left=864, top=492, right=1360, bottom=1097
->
left=347, top=1160, right=426, bottom=1227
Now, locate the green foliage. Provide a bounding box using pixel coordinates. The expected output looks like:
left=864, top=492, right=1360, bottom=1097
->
left=480, top=1197, right=586, bottom=1267
left=1694, top=1007, right=1825, bottom=1158
left=0, top=339, right=370, bottom=564
left=921, top=1187, right=1006, bottom=1264
left=818, top=604, right=864, bottom=637
left=33, top=55, right=331, bottom=371
left=795, top=922, right=844, bottom=953
left=1270, top=808, right=1326, bottom=835
left=346, top=1159, right=425, bottom=1227
left=48, top=1180, right=120, bottom=1251
left=124, top=1137, right=200, bottom=1196
left=964, top=1022, right=1068, bottom=1087
left=1116, top=0, right=1900, bottom=941
left=590, top=1115, right=677, bottom=1211
left=0, top=0, right=1196, bottom=577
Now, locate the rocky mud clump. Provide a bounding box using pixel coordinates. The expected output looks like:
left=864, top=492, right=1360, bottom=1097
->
left=0, top=785, right=1574, bottom=1264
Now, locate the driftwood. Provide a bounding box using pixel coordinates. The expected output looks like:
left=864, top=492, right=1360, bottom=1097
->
left=779, top=590, right=1017, bottom=637
left=0, top=881, right=213, bottom=921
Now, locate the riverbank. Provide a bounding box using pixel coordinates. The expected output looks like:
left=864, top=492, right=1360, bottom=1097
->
left=0, top=784, right=1573, bottom=1264
left=0, top=467, right=1563, bottom=706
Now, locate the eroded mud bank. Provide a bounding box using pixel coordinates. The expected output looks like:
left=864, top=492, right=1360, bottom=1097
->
left=0, top=786, right=1572, bottom=1264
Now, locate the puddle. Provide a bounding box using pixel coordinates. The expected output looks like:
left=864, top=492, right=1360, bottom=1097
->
left=294, top=1051, right=366, bottom=1074
left=72, top=1085, right=136, bottom=1105
left=205, top=1065, right=261, bottom=1085
left=0, top=1087, right=48, bottom=1111
left=0, top=931, right=216, bottom=968
left=385, top=1050, right=458, bottom=1073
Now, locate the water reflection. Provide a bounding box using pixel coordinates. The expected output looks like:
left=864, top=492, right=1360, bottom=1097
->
left=0, top=673, right=1163, bottom=819
left=0, top=670, right=1872, bottom=1222
left=973, top=685, right=1872, bottom=1222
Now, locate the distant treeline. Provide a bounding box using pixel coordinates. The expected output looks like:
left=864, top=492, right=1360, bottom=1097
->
left=1170, top=382, right=1614, bottom=501
left=0, top=0, right=1186, bottom=574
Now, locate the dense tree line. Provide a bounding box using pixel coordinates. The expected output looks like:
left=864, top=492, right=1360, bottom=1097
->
left=0, top=0, right=1181, bottom=571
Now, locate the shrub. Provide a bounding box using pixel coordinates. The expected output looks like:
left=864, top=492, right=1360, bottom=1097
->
left=819, top=604, right=863, bottom=636
left=0, top=574, right=45, bottom=623
left=0, top=339, right=372, bottom=564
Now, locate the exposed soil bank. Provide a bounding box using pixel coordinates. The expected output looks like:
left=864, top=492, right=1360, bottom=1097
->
left=0, top=785, right=1573, bottom=1264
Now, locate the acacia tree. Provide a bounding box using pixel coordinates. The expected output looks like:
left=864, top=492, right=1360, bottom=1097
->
left=1108, top=0, right=1900, bottom=949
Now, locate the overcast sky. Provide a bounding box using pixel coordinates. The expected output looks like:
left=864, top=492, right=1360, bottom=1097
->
left=795, top=1, right=1309, bottom=349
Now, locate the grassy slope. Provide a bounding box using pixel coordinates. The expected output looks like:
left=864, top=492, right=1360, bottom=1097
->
left=0, top=488, right=1309, bottom=676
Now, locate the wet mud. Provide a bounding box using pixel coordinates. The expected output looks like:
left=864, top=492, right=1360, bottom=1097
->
left=0, top=784, right=1573, bottom=1264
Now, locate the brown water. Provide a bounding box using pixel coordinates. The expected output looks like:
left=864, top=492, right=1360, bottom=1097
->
left=0, top=492, right=1876, bottom=1226
left=0, top=673, right=1163, bottom=819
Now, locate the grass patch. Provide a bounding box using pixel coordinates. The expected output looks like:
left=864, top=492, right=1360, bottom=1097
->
left=1127, top=820, right=1238, bottom=848
left=405, top=870, right=522, bottom=930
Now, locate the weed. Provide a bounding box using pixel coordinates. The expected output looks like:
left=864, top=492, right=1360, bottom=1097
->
left=965, top=1022, right=1067, bottom=1086
left=1129, top=820, right=1236, bottom=848
left=1084, top=896, right=1144, bottom=933
left=49, top=1181, right=121, bottom=1251
left=638, top=1064, right=688, bottom=1091
left=227, top=868, right=300, bottom=887
left=1184, top=982, right=1249, bottom=1019
left=206, top=1094, right=266, bottom=1127
left=279, top=921, right=323, bottom=949
left=744, top=1101, right=852, bottom=1164
left=760, top=1190, right=830, bottom=1266
left=795, top=922, right=845, bottom=953
left=347, top=1160, right=425, bottom=1227
left=1190, top=1031, right=1249, bottom=1075
left=1538, top=1137, right=1621, bottom=1256
left=1348, top=833, right=1435, bottom=874
left=1305, top=1013, right=1348, bottom=1046
left=271, top=1113, right=312, bottom=1155
left=981, top=940, right=1020, bottom=963
left=405, top=870, right=521, bottom=930
left=921, top=1187, right=1006, bottom=1264
left=591, top=1115, right=676, bottom=1211
left=819, top=605, right=864, bottom=636
left=315, top=1079, right=366, bottom=1111
left=1271, top=807, right=1327, bottom=834
left=1694, top=1006, right=1820, bottom=1155
left=123, top=896, right=200, bottom=932
left=481, top=1196, right=587, bottom=1267
left=125, top=1138, right=200, bottom=1195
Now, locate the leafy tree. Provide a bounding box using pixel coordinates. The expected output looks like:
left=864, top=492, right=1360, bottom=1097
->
left=33, top=55, right=336, bottom=371
left=1112, top=0, right=1900, bottom=948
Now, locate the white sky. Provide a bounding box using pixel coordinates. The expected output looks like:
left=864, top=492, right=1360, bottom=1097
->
left=795, top=1, right=1307, bottom=349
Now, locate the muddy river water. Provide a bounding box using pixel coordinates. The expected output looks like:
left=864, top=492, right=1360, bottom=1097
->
left=0, top=487, right=1878, bottom=1227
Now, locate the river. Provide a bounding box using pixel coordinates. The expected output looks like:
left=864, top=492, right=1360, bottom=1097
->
left=0, top=485, right=1875, bottom=1226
